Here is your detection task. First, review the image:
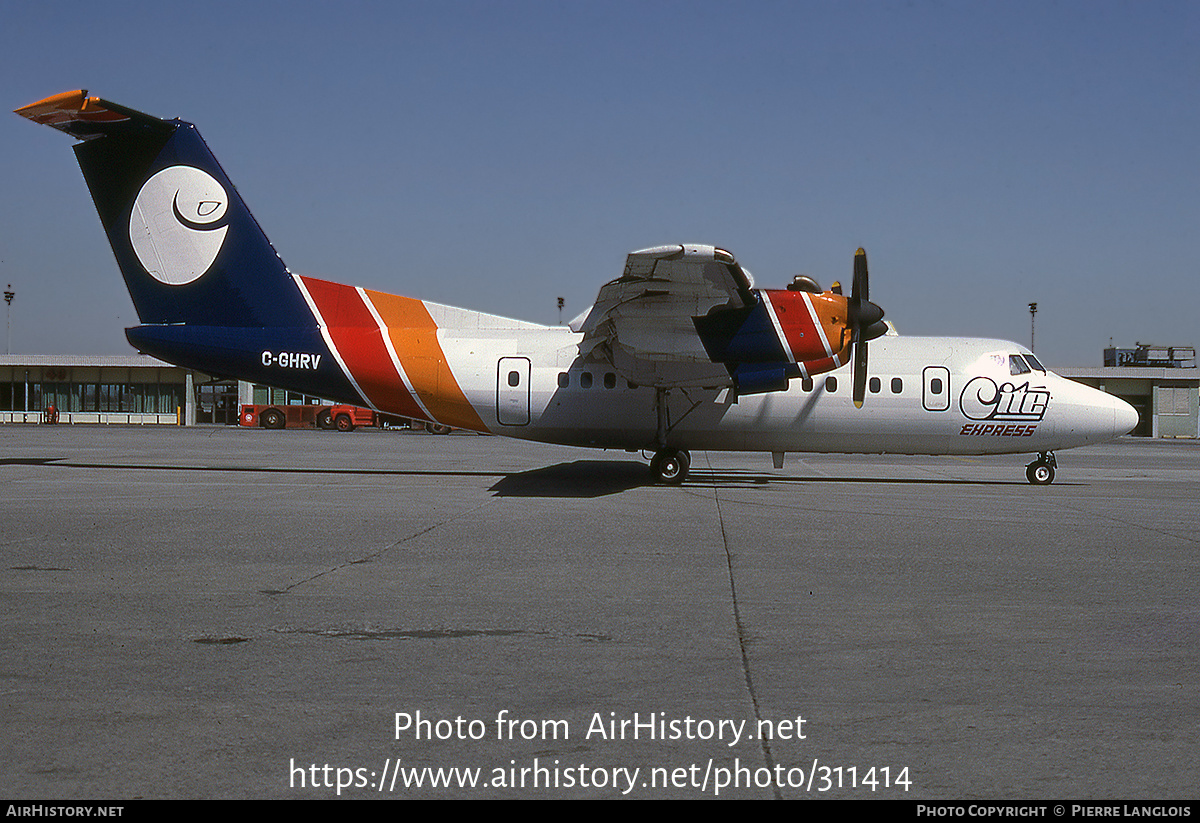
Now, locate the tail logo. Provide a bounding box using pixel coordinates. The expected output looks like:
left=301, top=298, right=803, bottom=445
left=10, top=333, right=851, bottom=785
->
left=128, top=165, right=230, bottom=285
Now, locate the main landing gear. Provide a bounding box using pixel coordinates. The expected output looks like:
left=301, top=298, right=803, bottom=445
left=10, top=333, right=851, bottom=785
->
left=648, top=387, right=692, bottom=484
left=1025, top=451, right=1057, bottom=485
left=650, top=449, right=690, bottom=484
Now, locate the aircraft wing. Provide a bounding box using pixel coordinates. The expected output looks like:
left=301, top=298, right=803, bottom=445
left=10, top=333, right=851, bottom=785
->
left=574, top=244, right=755, bottom=388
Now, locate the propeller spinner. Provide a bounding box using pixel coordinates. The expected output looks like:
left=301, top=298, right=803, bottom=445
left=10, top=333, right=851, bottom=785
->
left=848, top=248, right=887, bottom=408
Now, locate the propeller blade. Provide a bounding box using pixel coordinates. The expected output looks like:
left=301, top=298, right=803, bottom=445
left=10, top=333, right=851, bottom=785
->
left=849, top=248, right=883, bottom=409
left=852, top=324, right=868, bottom=408
left=853, top=248, right=868, bottom=303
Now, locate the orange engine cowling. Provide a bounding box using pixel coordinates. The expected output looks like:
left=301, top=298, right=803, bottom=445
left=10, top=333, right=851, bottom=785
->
left=760, top=289, right=854, bottom=375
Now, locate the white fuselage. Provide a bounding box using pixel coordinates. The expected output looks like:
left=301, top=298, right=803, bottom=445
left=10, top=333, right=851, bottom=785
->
left=441, top=328, right=1136, bottom=456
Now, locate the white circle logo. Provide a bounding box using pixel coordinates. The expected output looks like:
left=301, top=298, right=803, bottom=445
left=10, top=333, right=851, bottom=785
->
left=129, top=165, right=230, bottom=285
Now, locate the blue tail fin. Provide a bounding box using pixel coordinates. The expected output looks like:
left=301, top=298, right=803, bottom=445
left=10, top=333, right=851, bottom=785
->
left=16, top=90, right=313, bottom=329
left=16, top=91, right=361, bottom=402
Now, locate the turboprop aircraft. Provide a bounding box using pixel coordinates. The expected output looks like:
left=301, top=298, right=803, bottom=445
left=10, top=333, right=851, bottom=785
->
left=15, top=91, right=1138, bottom=485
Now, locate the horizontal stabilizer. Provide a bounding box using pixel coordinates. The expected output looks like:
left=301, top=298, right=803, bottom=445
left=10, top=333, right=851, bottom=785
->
left=15, top=90, right=172, bottom=140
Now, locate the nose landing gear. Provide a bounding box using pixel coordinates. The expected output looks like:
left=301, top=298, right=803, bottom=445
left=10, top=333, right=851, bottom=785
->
left=1025, top=452, right=1057, bottom=485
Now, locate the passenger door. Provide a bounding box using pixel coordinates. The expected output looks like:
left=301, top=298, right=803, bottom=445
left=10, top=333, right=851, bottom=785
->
left=922, top=366, right=950, bottom=412
left=496, top=357, right=530, bottom=426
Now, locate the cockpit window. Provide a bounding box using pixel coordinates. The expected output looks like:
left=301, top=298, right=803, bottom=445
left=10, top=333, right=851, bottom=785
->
left=1024, top=354, right=1046, bottom=372
left=1009, top=354, right=1031, bottom=375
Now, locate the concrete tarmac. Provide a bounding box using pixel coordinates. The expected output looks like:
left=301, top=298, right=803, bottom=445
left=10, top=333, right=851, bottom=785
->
left=2, top=425, right=1197, bottom=799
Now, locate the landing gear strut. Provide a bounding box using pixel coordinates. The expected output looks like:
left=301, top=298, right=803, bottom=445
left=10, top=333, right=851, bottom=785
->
left=650, top=449, right=691, bottom=484
left=649, top=387, right=691, bottom=483
left=1025, top=451, right=1057, bottom=485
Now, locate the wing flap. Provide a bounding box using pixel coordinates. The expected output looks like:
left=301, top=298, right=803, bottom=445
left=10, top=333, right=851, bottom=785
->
left=577, top=244, right=754, bottom=387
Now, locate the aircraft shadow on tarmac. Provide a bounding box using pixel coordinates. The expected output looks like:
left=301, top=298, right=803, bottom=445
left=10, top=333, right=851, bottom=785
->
left=487, top=460, right=1031, bottom=497
left=488, top=461, right=652, bottom=497
left=3, top=456, right=1033, bottom=499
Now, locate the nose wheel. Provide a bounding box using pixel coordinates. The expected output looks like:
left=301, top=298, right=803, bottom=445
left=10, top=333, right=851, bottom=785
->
left=650, top=449, right=690, bottom=484
left=1025, top=452, right=1057, bottom=485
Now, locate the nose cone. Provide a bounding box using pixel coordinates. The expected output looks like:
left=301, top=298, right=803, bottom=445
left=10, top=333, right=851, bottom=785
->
left=1114, top=394, right=1138, bottom=437
left=1054, top=378, right=1140, bottom=447
left=1089, top=387, right=1139, bottom=441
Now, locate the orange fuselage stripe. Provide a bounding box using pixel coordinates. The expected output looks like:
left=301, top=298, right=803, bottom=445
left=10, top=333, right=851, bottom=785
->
left=361, top=289, right=488, bottom=432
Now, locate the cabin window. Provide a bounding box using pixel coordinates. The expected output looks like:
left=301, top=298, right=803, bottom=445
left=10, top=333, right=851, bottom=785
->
left=507, top=371, right=520, bottom=387
left=557, top=372, right=569, bottom=389
left=604, top=372, right=617, bottom=389
left=1010, top=355, right=1031, bottom=375
left=869, top=377, right=881, bottom=393
left=891, top=377, right=903, bottom=394
left=825, top=376, right=837, bottom=392
left=801, top=377, right=813, bottom=392
left=627, top=380, right=638, bottom=390
left=580, top=372, right=593, bottom=389
left=930, top=377, right=943, bottom=395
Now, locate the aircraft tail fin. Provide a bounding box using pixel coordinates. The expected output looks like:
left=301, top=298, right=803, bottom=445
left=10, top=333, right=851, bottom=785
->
left=15, top=90, right=313, bottom=330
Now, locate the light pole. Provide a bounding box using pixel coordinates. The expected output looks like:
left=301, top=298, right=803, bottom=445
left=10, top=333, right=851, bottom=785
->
left=1028, top=302, right=1037, bottom=352
left=3, top=284, right=13, bottom=355
left=557, top=297, right=564, bottom=325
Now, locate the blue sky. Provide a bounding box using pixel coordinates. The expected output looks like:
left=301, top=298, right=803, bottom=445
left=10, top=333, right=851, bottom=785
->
left=2, top=0, right=1197, bottom=365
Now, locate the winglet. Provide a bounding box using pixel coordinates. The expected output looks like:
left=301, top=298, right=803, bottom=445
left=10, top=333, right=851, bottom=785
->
left=14, top=90, right=169, bottom=140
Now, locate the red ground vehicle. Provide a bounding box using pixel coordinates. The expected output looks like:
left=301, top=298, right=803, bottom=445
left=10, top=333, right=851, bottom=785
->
left=327, top=405, right=376, bottom=431
left=326, top=407, right=452, bottom=432
left=240, top=403, right=327, bottom=429
left=239, top=403, right=449, bottom=432
left=240, top=403, right=369, bottom=430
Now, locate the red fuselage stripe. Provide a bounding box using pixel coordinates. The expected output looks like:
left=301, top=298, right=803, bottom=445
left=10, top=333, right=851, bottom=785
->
left=298, top=276, right=425, bottom=419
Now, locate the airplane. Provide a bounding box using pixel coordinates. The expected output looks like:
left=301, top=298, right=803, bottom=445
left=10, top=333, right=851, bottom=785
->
left=15, top=90, right=1138, bottom=485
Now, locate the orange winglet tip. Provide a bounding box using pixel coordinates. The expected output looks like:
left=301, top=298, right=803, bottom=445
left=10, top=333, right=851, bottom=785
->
left=15, top=90, right=86, bottom=122
left=15, top=90, right=129, bottom=128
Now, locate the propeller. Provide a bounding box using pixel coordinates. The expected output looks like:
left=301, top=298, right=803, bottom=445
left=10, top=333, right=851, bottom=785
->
left=848, top=248, right=886, bottom=408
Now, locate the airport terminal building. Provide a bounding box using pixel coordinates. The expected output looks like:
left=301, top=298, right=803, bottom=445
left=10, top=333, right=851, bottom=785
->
left=2, top=350, right=1197, bottom=438
left=1, top=355, right=190, bottom=425
left=0, top=355, right=319, bottom=427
